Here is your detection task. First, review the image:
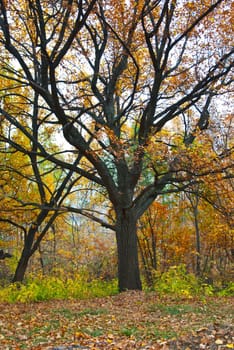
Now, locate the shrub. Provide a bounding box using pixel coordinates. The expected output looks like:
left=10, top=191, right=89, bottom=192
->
left=217, top=282, right=234, bottom=296
left=0, top=274, right=118, bottom=303
left=153, top=264, right=213, bottom=297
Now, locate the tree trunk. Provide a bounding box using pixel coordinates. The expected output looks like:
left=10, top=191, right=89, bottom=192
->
left=12, top=248, right=32, bottom=282
left=194, top=204, right=201, bottom=276
left=12, top=210, right=51, bottom=282
left=12, top=224, right=38, bottom=282
left=138, top=236, right=153, bottom=287
left=115, top=208, right=142, bottom=291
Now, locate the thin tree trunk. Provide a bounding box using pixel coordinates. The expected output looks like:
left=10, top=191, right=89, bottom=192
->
left=115, top=208, right=142, bottom=291
left=12, top=210, right=50, bottom=282
left=12, top=249, right=32, bottom=282
left=138, top=235, right=153, bottom=287
left=12, top=226, right=37, bottom=282
left=38, top=244, right=45, bottom=275
left=194, top=205, right=201, bottom=276
left=187, top=191, right=201, bottom=277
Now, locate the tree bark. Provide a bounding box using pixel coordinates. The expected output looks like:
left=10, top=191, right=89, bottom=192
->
left=12, top=232, right=35, bottom=282
left=12, top=248, right=32, bottom=282
left=12, top=210, right=50, bottom=282
left=193, top=204, right=201, bottom=276
left=115, top=208, right=142, bottom=291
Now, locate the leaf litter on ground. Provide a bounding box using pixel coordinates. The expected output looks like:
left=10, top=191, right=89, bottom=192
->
left=0, top=291, right=233, bottom=349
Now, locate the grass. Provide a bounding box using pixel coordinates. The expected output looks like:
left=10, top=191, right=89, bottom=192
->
left=52, top=307, right=109, bottom=320
left=152, top=328, right=178, bottom=339
left=77, top=307, right=109, bottom=316
left=80, top=328, right=104, bottom=337
left=147, top=303, right=203, bottom=316
left=120, top=326, right=139, bottom=337
left=52, top=307, right=77, bottom=319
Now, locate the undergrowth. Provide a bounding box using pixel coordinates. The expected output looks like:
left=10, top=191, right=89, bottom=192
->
left=0, top=265, right=233, bottom=303
left=0, top=274, right=118, bottom=303
left=147, top=265, right=233, bottom=298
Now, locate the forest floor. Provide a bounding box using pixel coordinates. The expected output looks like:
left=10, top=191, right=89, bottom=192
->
left=0, top=291, right=233, bottom=350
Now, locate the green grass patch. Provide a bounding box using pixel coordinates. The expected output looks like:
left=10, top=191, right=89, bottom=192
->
left=152, top=328, right=177, bottom=339
left=148, top=303, right=202, bottom=316
left=81, top=328, right=104, bottom=337
left=52, top=307, right=109, bottom=319
left=52, top=307, right=77, bottom=320
left=120, top=326, right=139, bottom=337
left=28, top=320, right=60, bottom=336
left=77, top=308, right=109, bottom=316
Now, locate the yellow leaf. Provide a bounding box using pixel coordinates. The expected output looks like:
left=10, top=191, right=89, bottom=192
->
left=74, top=331, right=88, bottom=340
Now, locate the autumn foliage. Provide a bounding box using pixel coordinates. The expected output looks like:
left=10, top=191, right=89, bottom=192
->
left=0, top=0, right=233, bottom=291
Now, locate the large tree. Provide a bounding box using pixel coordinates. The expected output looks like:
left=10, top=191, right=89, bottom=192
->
left=0, top=0, right=233, bottom=290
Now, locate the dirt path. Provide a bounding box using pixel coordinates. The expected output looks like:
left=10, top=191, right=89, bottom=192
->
left=0, top=292, right=233, bottom=349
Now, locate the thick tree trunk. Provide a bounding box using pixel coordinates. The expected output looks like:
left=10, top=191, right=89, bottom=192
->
left=115, top=208, right=142, bottom=291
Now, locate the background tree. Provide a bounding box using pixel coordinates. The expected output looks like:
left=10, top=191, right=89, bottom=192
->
left=0, top=121, right=82, bottom=282
left=0, top=69, right=90, bottom=281
left=0, top=0, right=233, bottom=290
left=138, top=189, right=233, bottom=287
